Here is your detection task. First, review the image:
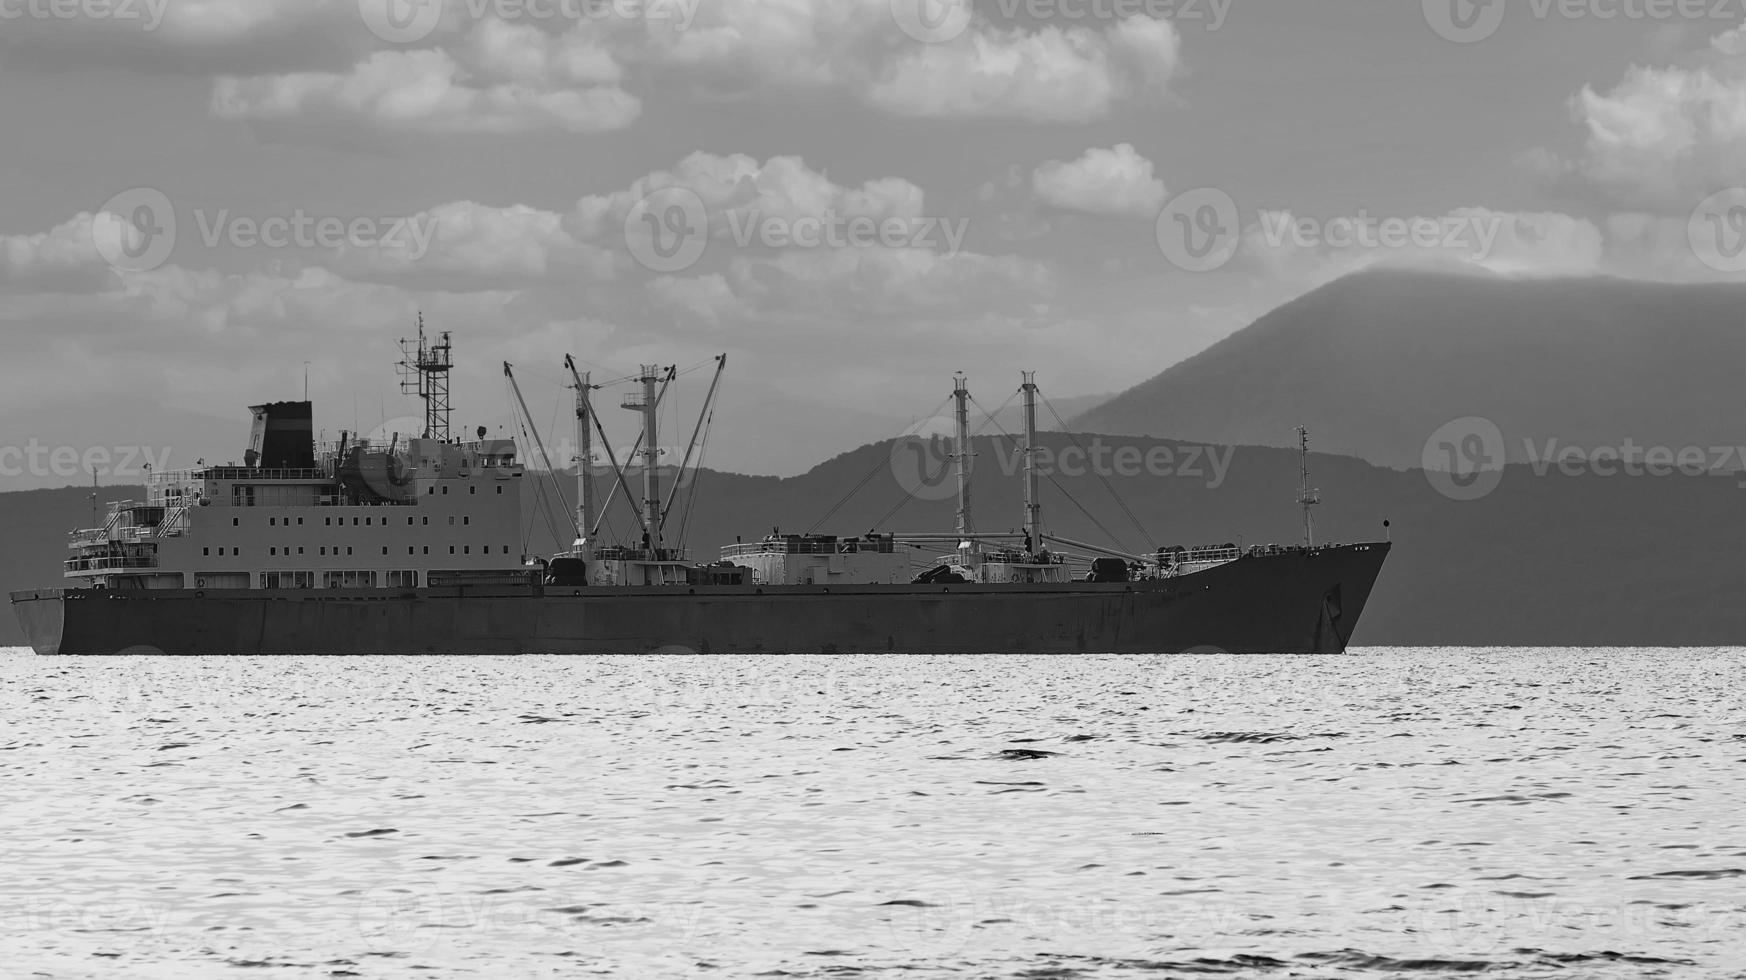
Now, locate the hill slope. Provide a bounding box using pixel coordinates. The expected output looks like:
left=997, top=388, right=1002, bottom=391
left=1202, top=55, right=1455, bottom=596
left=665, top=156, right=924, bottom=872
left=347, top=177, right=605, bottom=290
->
left=1074, top=269, right=1746, bottom=470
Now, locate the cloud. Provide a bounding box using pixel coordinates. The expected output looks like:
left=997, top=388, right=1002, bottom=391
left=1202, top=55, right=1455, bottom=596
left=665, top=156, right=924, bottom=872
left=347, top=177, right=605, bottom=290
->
left=212, top=48, right=642, bottom=135
left=568, top=151, right=931, bottom=248
left=0, top=213, right=120, bottom=294
left=1031, top=143, right=1167, bottom=217
left=868, top=16, right=1180, bottom=121
left=330, top=201, right=629, bottom=288
left=6, top=0, right=1182, bottom=134
left=1543, top=27, right=1746, bottom=211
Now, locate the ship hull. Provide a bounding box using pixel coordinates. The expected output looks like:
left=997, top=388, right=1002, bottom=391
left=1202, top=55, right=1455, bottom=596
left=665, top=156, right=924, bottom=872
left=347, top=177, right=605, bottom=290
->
left=11, top=544, right=1389, bottom=656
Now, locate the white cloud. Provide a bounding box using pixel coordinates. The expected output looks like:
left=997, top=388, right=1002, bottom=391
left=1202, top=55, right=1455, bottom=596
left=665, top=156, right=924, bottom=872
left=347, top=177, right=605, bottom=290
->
left=0, top=213, right=119, bottom=294
left=868, top=16, right=1180, bottom=122
left=568, top=151, right=930, bottom=247
left=212, top=48, right=643, bottom=135
left=1547, top=27, right=1746, bottom=211
left=331, top=201, right=628, bottom=287
left=1031, top=143, right=1167, bottom=217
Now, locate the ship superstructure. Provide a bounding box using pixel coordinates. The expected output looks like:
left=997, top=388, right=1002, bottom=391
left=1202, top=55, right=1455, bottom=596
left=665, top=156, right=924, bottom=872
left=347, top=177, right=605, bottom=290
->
left=15, top=322, right=1393, bottom=656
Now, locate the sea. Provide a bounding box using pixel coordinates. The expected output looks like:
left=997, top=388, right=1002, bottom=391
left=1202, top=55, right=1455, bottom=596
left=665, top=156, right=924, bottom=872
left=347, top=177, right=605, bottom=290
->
left=2, top=648, right=1743, bottom=979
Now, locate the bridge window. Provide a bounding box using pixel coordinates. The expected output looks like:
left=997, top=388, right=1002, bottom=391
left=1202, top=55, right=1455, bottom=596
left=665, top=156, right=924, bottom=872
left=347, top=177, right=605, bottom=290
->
left=232, top=518, right=239, bottom=527
left=320, top=547, right=326, bottom=556
left=270, top=517, right=277, bottom=526
left=463, top=516, right=470, bottom=526
left=203, top=547, right=209, bottom=556
left=496, top=486, right=503, bottom=495
left=463, top=546, right=470, bottom=555
left=270, top=547, right=277, bottom=556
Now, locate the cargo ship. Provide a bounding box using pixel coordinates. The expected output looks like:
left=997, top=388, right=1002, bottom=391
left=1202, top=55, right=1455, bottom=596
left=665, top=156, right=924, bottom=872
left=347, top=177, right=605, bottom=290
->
left=10, top=324, right=1391, bottom=655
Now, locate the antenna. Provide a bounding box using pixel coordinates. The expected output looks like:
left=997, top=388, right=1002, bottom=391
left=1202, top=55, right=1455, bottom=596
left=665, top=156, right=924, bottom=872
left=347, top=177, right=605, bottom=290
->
left=953, top=374, right=975, bottom=545
left=1296, top=425, right=1321, bottom=548
left=1021, top=372, right=1042, bottom=555
left=398, top=312, right=453, bottom=441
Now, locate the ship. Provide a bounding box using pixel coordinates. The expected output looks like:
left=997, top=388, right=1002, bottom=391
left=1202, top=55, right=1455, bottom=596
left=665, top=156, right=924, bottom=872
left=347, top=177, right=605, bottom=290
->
left=10, top=323, right=1391, bottom=656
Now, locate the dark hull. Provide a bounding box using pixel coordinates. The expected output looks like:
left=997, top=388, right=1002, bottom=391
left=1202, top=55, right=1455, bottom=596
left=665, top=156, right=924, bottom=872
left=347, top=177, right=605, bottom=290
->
left=11, top=544, right=1389, bottom=656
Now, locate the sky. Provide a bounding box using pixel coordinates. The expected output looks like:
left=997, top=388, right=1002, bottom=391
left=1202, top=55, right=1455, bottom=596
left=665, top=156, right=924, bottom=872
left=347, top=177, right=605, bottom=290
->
left=2, top=0, right=1745, bottom=488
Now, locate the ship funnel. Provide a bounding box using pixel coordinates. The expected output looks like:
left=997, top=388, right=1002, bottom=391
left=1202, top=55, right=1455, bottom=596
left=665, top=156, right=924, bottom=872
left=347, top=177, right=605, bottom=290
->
left=247, top=401, right=315, bottom=470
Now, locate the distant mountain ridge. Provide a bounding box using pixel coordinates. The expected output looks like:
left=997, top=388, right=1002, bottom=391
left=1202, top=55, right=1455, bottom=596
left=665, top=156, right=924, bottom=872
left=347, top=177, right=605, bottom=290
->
left=10, top=432, right=1746, bottom=648
left=1073, top=269, right=1746, bottom=471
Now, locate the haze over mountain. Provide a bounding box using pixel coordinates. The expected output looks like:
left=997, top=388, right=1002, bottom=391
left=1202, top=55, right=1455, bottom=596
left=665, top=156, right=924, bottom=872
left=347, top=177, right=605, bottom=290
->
left=1074, top=269, right=1746, bottom=471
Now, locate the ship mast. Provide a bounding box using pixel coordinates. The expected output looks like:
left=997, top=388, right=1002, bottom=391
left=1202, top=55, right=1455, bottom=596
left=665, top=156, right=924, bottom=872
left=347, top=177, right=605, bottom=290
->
left=398, top=313, right=452, bottom=441
left=1297, top=425, right=1320, bottom=548
left=1022, top=372, right=1042, bottom=554
left=564, top=356, right=595, bottom=550
left=953, top=374, right=975, bottom=544
left=623, top=365, right=665, bottom=552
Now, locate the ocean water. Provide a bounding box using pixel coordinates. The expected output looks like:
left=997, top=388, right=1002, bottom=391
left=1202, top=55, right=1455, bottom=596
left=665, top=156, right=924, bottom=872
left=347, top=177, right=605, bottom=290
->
left=2, top=648, right=1744, bottom=980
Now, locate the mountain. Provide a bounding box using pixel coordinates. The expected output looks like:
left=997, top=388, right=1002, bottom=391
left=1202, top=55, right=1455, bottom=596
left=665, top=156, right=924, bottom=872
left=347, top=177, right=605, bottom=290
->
left=1073, top=269, right=1746, bottom=471
left=10, top=434, right=1746, bottom=648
